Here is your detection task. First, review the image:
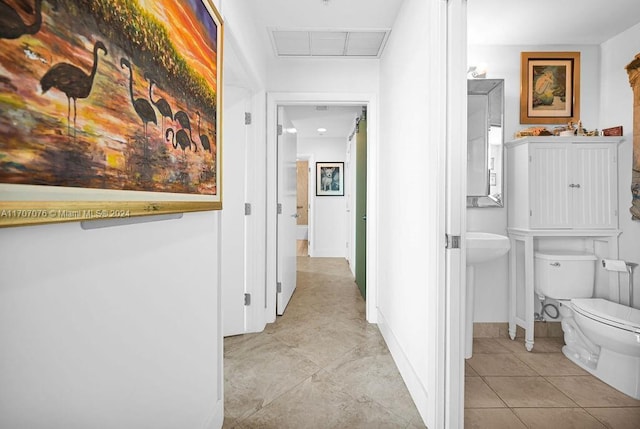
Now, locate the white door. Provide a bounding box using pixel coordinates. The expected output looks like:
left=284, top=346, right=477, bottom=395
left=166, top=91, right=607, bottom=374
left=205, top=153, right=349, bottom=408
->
left=276, top=106, right=297, bottom=315
left=445, top=0, right=467, bottom=427
left=221, top=86, right=249, bottom=336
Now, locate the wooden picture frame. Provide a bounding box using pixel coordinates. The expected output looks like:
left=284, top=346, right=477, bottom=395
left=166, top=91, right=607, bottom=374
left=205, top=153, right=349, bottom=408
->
left=316, top=162, right=344, bottom=196
left=0, top=0, right=223, bottom=227
left=520, top=51, right=580, bottom=124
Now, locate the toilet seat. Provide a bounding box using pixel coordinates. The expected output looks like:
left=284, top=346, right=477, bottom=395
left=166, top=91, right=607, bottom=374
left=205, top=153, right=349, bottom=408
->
left=571, top=298, right=640, bottom=333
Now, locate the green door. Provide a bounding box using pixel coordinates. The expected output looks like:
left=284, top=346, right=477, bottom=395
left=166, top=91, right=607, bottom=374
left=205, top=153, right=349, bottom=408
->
left=355, top=115, right=367, bottom=298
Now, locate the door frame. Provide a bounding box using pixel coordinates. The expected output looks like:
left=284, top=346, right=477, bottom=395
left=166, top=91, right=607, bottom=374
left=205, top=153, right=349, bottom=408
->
left=266, top=92, right=379, bottom=323
left=220, top=27, right=266, bottom=336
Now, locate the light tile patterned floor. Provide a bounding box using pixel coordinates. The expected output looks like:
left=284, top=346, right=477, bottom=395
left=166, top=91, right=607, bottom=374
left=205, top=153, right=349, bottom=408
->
left=465, top=337, right=640, bottom=428
left=223, top=257, right=425, bottom=429
left=223, top=257, right=640, bottom=428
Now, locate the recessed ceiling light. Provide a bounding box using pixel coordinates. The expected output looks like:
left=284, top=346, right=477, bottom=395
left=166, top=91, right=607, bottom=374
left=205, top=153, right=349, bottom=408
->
left=317, top=127, right=327, bottom=133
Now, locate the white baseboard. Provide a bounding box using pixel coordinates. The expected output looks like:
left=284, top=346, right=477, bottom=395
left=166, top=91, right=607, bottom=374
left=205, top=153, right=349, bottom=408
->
left=311, top=249, right=346, bottom=258
left=377, top=310, right=430, bottom=426
left=203, top=398, right=224, bottom=429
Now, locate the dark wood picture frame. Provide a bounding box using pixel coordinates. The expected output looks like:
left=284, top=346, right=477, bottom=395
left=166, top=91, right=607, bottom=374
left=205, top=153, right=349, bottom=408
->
left=316, top=162, right=344, bottom=196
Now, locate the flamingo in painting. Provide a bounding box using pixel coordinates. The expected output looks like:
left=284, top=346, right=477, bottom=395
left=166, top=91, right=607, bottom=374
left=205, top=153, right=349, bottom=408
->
left=196, top=111, right=212, bottom=153
left=120, top=58, right=157, bottom=140
left=144, top=72, right=172, bottom=137
left=40, top=40, right=107, bottom=137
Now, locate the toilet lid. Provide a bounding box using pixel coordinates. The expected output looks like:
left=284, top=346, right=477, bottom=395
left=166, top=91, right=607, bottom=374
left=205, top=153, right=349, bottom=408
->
left=571, top=298, right=640, bottom=332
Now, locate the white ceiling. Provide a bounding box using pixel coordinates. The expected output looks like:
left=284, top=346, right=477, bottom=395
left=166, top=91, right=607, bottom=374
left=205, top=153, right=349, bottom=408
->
left=284, top=105, right=363, bottom=139
left=467, top=0, right=640, bottom=45
left=245, top=0, right=404, bottom=31
left=247, top=0, right=640, bottom=52
left=248, top=0, right=640, bottom=139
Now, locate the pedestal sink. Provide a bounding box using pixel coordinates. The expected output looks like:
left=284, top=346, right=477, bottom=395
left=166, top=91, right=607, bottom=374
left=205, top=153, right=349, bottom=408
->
left=466, top=232, right=511, bottom=358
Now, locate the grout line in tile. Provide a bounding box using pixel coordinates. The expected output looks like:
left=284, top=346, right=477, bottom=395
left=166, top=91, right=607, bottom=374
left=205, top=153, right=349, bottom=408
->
left=466, top=342, right=640, bottom=423
left=476, top=376, right=509, bottom=409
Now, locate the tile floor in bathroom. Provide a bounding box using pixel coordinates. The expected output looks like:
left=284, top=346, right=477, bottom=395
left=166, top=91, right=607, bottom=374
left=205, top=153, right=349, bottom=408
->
left=466, top=335, right=640, bottom=428
left=222, top=257, right=640, bottom=428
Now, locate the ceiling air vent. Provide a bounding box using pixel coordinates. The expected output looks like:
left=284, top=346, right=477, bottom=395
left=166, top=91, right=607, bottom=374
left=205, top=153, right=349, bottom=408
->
left=270, top=28, right=390, bottom=58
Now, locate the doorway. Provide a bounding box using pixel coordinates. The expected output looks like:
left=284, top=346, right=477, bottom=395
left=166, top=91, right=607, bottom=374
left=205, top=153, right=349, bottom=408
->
left=266, top=92, right=379, bottom=324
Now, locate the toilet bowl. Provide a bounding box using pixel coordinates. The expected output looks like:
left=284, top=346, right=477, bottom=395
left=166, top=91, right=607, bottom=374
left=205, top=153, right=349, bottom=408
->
left=535, top=251, right=640, bottom=400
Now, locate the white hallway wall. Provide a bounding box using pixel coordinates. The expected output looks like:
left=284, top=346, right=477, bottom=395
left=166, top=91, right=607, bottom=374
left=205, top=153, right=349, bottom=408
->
left=0, top=0, right=269, bottom=427
left=378, top=0, right=446, bottom=426
left=297, top=136, right=348, bottom=257
left=467, top=44, right=607, bottom=321
left=0, top=214, right=222, bottom=429
left=268, top=58, right=379, bottom=93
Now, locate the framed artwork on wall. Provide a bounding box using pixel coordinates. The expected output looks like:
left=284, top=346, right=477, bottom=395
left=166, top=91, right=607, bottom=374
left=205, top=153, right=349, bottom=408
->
left=626, top=53, right=640, bottom=221
left=0, top=0, right=223, bottom=227
left=520, top=51, right=580, bottom=124
left=316, top=162, right=344, bottom=196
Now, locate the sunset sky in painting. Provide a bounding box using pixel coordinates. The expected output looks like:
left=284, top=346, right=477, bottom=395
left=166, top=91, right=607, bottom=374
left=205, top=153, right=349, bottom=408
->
left=138, top=0, right=218, bottom=92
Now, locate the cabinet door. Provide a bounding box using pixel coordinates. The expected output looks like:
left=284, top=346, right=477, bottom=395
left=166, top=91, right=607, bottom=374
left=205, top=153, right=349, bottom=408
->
left=530, top=144, right=571, bottom=228
left=571, top=144, right=618, bottom=229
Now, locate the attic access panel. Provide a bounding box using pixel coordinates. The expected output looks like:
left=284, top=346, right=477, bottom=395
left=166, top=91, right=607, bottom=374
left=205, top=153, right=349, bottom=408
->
left=270, top=29, right=390, bottom=58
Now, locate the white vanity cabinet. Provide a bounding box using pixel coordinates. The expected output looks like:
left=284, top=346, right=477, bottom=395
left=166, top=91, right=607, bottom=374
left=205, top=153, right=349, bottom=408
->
left=507, top=137, right=619, bottom=230
left=505, top=136, right=622, bottom=351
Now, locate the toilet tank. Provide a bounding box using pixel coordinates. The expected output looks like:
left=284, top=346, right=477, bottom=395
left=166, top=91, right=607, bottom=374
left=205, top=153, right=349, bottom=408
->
left=534, top=251, right=596, bottom=299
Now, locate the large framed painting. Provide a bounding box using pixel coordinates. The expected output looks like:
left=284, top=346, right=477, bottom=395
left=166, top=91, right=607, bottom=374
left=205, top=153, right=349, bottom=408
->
left=520, top=51, right=580, bottom=124
left=316, top=162, right=344, bottom=196
left=0, top=0, right=223, bottom=227
left=626, top=53, right=640, bottom=221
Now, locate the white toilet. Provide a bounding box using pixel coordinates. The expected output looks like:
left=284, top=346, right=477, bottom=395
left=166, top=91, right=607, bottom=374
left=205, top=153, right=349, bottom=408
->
left=535, top=251, right=640, bottom=400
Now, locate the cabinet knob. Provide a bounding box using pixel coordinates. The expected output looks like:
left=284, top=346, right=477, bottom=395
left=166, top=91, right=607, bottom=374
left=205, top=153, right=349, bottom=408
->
left=550, top=262, right=561, bottom=267
left=569, top=184, right=581, bottom=188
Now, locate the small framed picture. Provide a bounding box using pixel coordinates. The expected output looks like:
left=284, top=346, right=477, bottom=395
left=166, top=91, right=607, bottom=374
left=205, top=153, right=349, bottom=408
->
left=316, top=162, right=344, bottom=196
left=520, top=51, right=580, bottom=124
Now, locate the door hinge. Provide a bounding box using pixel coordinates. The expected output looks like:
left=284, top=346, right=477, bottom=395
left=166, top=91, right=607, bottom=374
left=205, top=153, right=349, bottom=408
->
left=245, top=203, right=252, bottom=216
left=277, top=203, right=283, bottom=214
left=244, top=293, right=251, bottom=306
left=530, top=210, right=533, bottom=216
left=277, top=282, right=282, bottom=293
left=277, top=124, right=283, bottom=136
left=245, top=112, right=252, bottom=125
left=445, top=234, right=461, bottom=249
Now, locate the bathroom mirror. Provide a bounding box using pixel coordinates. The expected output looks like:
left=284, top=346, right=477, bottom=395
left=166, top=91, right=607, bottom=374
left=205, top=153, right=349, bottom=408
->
left=467, top=79, right=504, bottom=208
